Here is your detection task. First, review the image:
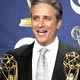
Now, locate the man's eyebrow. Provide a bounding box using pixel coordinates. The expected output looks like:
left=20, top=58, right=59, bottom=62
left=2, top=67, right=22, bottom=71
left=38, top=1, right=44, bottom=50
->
left=32, top=15, right=39, bottom=17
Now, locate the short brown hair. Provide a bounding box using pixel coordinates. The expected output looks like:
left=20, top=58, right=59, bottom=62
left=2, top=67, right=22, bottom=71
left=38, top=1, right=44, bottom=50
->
left=31, top=0, right=63, bottom=20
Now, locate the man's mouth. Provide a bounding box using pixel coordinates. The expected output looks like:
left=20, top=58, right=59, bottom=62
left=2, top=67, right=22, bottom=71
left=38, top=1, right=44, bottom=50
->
left=37, top=30, right=47, bottom=36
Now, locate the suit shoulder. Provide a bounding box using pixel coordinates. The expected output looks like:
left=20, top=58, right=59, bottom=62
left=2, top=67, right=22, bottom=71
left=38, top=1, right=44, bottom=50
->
left=5, top=45, right=27, bottom=56
left=60, top=41, right=80, bottom=55
left=6, top=43, right=34, bottom=57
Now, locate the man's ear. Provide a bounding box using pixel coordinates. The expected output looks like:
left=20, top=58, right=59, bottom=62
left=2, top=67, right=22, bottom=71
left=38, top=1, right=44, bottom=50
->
left=57, top=20, right=62, bottom=30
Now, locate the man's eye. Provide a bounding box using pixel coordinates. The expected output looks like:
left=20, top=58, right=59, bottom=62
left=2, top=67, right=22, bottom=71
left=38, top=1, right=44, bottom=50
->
left=45, top=17, right=51, bottom=21
left=32, top=17, right=38, bottom=21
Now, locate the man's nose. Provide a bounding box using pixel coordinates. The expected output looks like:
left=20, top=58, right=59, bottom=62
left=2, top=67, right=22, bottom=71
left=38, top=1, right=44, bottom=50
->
left=38, top=19, right=44, bottom=28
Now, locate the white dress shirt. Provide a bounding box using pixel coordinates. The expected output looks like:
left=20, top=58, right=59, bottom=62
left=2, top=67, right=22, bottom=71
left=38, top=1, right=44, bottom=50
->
left=32, top=36, right=59, bottom=80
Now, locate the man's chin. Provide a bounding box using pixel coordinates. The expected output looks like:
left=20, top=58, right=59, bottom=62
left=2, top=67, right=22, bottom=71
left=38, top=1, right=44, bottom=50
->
left=37, top=39, right=47, bottom=46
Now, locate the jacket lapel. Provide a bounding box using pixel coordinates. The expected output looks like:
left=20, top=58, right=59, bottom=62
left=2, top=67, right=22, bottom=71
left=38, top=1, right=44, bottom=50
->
left=52, top=41, right=66, bottom=80
left=19, top=43, right=34, bottom=80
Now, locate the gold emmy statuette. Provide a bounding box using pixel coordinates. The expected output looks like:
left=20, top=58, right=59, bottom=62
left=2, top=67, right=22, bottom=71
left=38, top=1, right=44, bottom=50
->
left=0, top=54, right=18, bottom=80
left=63, top=51, right=80, bottom=80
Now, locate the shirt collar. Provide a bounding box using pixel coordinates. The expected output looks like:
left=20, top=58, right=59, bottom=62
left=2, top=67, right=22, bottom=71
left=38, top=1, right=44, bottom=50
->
left=46, top=36, right=59, bottom=52
left=33, top=39, right=44, bottom=54
left=33, top=36, right=59, bottom=53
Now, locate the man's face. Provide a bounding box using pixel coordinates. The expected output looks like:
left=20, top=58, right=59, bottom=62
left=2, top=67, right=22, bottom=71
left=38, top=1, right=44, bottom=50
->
left=31, top=3, right=62, bottom=46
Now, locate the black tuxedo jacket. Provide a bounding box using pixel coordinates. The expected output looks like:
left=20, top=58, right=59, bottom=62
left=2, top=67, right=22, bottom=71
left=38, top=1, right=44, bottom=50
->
left=1, top=41, right=80, bottom=80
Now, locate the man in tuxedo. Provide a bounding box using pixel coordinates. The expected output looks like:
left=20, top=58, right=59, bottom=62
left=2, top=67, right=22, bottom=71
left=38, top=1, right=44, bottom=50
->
left=1, top=0, right=80, bottom=80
